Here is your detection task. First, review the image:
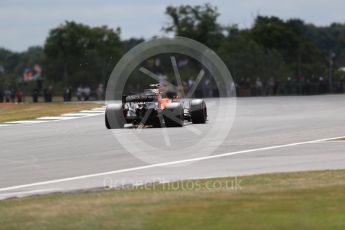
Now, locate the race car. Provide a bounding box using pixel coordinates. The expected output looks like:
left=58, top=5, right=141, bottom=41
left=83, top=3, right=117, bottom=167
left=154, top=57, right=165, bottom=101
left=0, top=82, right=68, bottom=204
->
left=105, top=84, right=207, bottom=129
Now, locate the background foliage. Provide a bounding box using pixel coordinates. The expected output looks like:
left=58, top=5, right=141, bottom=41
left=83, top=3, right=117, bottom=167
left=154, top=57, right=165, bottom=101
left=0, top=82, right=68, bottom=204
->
left=1, top=3, right=345, bottom=95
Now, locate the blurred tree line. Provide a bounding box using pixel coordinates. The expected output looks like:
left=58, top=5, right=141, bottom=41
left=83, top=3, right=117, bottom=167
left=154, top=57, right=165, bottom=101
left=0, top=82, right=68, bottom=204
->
left=44, top=21, right=123, bottom=88
left=1, top=3, right=345, bottom=96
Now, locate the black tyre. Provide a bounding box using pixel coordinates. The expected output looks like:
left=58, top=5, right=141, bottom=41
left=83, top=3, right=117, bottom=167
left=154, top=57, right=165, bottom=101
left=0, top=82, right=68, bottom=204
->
left=163, top=103, right=184, bottom=127
left=190, top=99, right=207, bottom=124
left=105, top=104, right=125, bottom=129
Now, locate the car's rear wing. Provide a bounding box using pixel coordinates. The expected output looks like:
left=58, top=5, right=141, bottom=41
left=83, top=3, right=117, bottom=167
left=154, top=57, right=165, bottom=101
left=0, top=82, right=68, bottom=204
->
left=124, top=93, right=157, bottom=103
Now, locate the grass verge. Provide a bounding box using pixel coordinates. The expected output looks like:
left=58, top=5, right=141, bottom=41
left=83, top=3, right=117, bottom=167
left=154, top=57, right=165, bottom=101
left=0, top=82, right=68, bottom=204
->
left=0, top=170, right=345, bottom=229
left=0, top=103, right=102, bottom=122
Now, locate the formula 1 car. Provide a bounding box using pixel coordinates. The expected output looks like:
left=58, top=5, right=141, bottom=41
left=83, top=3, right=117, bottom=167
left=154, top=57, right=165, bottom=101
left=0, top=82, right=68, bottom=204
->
left=105, top=84, right=207, bottom=129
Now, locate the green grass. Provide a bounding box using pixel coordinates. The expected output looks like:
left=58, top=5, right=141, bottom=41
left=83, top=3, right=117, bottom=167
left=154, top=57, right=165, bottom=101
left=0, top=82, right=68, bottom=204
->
left=1, top=170, right=345, bottom=229
left=0, top=103, right=102, bottom=122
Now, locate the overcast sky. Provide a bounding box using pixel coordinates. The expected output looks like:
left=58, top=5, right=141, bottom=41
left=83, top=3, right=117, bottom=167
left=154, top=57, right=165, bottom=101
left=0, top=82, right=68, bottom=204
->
left=1, top=0, right=345, bottom=51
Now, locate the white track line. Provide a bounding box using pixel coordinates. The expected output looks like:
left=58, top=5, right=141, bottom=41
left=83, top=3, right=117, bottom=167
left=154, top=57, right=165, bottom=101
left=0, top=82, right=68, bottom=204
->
left=91, top=108, right=106, bottom=111
left=0, top=135, right=344, bottom=193
left=0, top=107, right=105, bottom=126
left=61, top=113, right=100, bottom=117
left=5, top=120, right=50, bottom=124
left=79, top=110, right=105, bottom=113
left=37, top=116, right=77, bottom=120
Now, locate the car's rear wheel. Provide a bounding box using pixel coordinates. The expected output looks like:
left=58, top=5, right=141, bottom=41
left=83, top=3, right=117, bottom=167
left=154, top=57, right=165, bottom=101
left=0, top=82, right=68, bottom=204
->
left=163, top=103, right=184, bottom=127
left=190, top=99, right=207, bottom=124
left=105, top=104, right=125, bottom=129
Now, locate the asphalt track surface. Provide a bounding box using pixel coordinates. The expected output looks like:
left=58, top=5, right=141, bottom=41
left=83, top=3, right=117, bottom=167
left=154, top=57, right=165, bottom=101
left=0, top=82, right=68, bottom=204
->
left=1, top=95, right=345, bottom=199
